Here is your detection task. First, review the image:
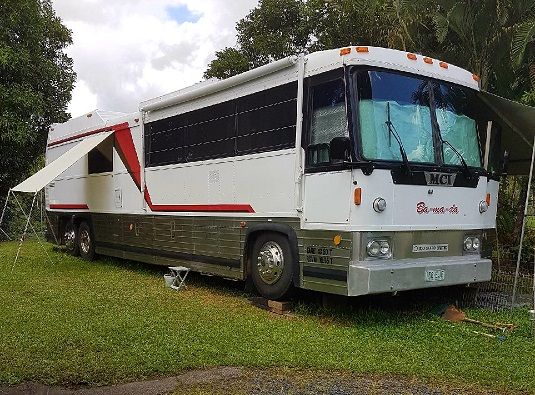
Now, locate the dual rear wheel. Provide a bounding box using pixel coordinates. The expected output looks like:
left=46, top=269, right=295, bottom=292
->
left=63, top=220, right=95, bottom=261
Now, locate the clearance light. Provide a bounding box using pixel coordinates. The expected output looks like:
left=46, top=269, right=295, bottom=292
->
left=473, top=74, right=480, bottom=82
left=439, top=61, right=449, bottom=69
left=340, top=47, right=351, bottom=56
left=486, top=193, right=491, bottom=206
left=423, top=57, right=433, bottom=64
left=354, top=187, right=362, bottom=205
left=407, top=53, right=417, bottom=60
left=355, top=46, right=369, bottom=53
left=333, top=234, right=342, bottom=246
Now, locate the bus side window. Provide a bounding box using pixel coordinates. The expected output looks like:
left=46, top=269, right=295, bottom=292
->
left=88, top=137, right=113, bottom=174
left=307, top=79, right=348, bottom=166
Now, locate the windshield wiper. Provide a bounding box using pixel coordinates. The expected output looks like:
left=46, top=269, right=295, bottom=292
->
left=385, top=102, right=412, bottom=176
left=441, top=139, right=473, bottom=179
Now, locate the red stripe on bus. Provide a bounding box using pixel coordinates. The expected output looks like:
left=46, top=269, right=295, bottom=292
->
left=143, top=188, right=254, bottom=213
left=47, top=125, right=113, bottom=147
left=113, top=123, right=142, bottom=190
left=49, top=204, right=89, bottom=210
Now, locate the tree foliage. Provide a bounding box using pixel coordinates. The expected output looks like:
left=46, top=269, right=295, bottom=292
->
left=0, top=0, right=75, bottom=199
left=204, top=0, right=535, bottom=102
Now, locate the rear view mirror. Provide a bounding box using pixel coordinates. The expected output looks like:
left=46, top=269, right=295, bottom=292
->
left=501, top=150, right=509, bottom=176
left=330, top=137, right=351, bottom=163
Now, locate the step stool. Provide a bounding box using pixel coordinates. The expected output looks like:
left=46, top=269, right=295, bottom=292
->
left=167, top=266, right=190, bottom=290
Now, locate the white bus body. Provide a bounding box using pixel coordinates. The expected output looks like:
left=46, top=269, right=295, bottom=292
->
left=44, top=46, right=500, bottom=299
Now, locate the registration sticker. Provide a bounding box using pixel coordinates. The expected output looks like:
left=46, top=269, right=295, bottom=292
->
left=412, top=244, right=448, bottom=253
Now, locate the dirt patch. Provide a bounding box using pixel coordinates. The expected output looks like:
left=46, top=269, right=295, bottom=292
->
left=0, top=367, right=515, bottom=395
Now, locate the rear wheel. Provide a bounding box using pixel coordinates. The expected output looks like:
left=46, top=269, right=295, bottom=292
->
left=77, top=221, right=95, bottom=261
left=250, top=232, right=294, bottom=300
left=63, top=221, right=79, bottom=256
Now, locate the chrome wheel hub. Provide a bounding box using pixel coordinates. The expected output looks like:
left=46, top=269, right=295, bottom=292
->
left=64, top=227, right=76, bottom=251
left=256, top=241, right=284, bottom=285
left=79, top=229, right=91, bottom=254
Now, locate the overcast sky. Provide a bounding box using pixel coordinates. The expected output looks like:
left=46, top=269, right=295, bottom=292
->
left=51, top=0, right=259, bottom=118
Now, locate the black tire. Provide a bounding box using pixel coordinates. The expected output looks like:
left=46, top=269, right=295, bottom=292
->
left=64, top=221, right=79, bottom=256
left=77, top=221, right=96, bottom=261
left=250, top=232, right=294, bottom=300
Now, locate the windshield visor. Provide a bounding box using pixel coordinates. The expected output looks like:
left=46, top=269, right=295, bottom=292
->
left=355, top=69, right=482, bottom=168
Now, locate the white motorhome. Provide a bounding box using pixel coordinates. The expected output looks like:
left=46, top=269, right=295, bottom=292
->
left=20, top=46, right=532, bottom=299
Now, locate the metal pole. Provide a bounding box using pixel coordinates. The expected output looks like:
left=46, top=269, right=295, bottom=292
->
left=12, top=192, right=54, bottom=265
left=0, top=190, right=11, bottom=240
left=13, top=192, right=37, bottom=270
left=512, top=135, right=535, bottom=307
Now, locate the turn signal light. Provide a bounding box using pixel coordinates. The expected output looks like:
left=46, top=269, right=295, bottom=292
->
left=486, top=193, right=491, bottom=206
left=354, top=187, right=362, bottom=205
left=355, top=46, right=369, bottom=53
left=407, top=53, right=417, bottom=60
left=339, top=47, right=351, bottom=56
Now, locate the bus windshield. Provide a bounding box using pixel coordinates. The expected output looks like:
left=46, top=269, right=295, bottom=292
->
left=355, top=69, right=482, bottom=168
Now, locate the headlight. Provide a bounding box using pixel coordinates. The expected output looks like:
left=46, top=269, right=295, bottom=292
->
left=463, top=236, right=480, bottom=253
left=367, top=239, right=391, bottom=258
left=464, top=237, right=473, bottom=251
left=367, top=240, right=380, bottom=257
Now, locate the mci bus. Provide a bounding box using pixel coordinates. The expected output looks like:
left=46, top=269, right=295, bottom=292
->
left=29, top=46, right=516, bottom=300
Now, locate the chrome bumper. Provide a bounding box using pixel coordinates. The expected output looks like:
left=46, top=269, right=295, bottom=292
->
left=347, top=256, right=492, bottom=296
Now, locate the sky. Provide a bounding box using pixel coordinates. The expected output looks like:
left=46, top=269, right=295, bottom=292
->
left=51, top=0, right=259, bottom=117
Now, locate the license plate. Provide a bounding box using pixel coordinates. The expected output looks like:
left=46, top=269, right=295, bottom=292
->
left=412, top=244, right=448, bottom=253
left=425, top=269, right=445, bottom=282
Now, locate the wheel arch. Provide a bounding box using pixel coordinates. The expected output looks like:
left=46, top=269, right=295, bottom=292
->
left=243, top=223, right=300, bottom=287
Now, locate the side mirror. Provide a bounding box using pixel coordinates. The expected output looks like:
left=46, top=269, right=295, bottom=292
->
left=501, top=150, right=509, bottom=176
left=330, top=136, right=351, bottom=163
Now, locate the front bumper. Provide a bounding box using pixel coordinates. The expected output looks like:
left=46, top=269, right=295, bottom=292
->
left=347, top=255, right=491, bottom=296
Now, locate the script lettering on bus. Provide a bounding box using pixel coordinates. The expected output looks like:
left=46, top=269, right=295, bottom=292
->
left=306, top=245, right=333, bottom=264
left=416, top=201, right=459, bottom=215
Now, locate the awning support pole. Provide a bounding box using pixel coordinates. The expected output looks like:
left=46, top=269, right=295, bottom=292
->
left=512, top=135, right=535, bottom=307
left=13, top=192, right=37, bottom=270
left=11, top=191, right=54, bottom=270
left=0, top=190, right=11, bottom=240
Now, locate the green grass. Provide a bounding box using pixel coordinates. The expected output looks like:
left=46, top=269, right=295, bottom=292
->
left=0, top=241, right=534, bottom=392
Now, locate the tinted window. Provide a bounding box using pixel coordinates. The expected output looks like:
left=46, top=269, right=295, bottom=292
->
left=145, top=82, right=297, bottom=167
left=88, top=137, right=113, bottom=174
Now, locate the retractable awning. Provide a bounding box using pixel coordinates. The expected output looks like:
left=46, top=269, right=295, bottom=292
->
left=11, top=131, right=114, bottom=193
left=478, top=91, right=535, bottom=175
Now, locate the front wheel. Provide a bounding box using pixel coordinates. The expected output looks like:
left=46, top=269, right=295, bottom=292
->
left=77, top=221, right=96, bottom=261
left=250, top=232, right=294, bottom=300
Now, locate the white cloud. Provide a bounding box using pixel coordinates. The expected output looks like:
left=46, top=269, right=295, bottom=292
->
left=52, top=0, right=259, bottom=117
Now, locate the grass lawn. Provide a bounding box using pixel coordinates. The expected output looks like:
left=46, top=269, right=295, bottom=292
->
left=0, top=241, right=534, bottom=392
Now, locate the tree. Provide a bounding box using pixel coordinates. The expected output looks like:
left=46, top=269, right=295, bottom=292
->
left=205, top=0, right=311, bottom=79
left=0, top=0, right=76, bottom=200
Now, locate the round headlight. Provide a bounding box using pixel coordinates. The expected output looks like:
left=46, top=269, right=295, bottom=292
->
left=367, top=240, right=380, bottom=257
left=464, top=237, right=473, bottom=251
left=380, top=241, right=390, bottom=255
left=479, top=200, right=488, bottom=213
left=373, top=197, right=387, bottom=213
left=472, top=237, right=480, bottom=250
